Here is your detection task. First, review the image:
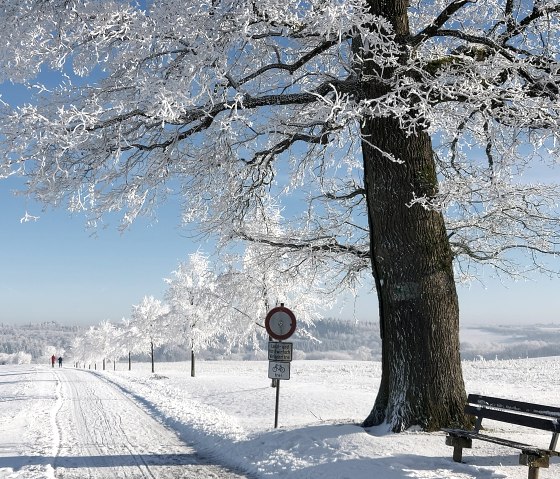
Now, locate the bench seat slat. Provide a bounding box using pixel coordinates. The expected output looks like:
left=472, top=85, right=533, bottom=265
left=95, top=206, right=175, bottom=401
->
left=468, top=394, right=560, bottom=418
left=444, top=428, right=560, bottom=457
left=445, top=395, right=560, bottom=476
left=465, top=404, right=560, bottom=433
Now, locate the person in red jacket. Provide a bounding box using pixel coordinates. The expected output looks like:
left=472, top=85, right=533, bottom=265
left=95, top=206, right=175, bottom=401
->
left=51, top=354, right=56, bottom=368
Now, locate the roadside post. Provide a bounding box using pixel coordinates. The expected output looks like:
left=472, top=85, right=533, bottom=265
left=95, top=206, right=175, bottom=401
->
left=265, top=304, right=296, bottom=428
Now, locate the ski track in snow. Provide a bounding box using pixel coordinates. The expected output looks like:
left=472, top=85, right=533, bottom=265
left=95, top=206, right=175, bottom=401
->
left=0, top=365, right=247, bottom=479
left=49, top=371, right=63, bottom=459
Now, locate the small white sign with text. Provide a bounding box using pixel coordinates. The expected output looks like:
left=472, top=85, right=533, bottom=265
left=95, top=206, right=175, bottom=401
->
left=268, top=361, right=291, bottom=380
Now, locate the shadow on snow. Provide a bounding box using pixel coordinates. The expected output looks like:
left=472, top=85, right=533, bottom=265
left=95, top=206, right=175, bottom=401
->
left=0, top=453, right=203, bottom=470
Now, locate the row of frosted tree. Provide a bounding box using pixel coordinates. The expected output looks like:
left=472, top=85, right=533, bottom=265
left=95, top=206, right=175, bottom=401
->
left=70, top=244, right=336, bottom=376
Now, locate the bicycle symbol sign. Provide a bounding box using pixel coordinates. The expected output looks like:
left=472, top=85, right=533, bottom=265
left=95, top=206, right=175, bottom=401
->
left=268, top=361, right=290, bottom=380
left=272, top=363, right=285, bottom=373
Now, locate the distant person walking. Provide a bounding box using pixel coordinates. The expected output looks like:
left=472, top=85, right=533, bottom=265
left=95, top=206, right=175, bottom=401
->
left=51, top=354, right=56, bottom=368
left=58, top=356, right=63, bottom=368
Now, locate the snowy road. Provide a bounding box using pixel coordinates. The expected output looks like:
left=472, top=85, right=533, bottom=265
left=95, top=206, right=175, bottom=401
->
left=0, top=365, right=247, bottom=479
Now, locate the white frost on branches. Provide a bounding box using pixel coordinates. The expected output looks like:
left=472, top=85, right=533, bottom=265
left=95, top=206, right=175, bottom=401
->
left=0, top=0, right=559, bottom=286
left=130, top=295, right=170, bottom=355
left=164, top=251, right=223, bottom=355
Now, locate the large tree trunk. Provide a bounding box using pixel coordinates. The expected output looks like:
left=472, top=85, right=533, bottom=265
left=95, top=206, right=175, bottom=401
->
left=361, top=118, right=468, bottom=431
left=360, top=0, right=468, bottom=432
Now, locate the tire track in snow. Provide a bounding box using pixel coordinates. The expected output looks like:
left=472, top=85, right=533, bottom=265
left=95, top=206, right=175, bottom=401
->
left=49, top=369, right=64, bottom=458
left=51, top=367, right=248, bottom=479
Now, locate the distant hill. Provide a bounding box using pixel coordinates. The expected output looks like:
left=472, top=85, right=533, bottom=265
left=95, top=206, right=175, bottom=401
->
left=288, top=319, right=380, bottom=360
left=203, top=318, right=381, bottom=361
left=0, top=322, right=82, bottom=362
left=460, top=323, right=560, bottom=360
left=0, top=319, right=381, bottom=363
left=2, top=320, right=559, bottom=363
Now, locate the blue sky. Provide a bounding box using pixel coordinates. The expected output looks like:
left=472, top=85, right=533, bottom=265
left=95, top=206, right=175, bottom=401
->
left=2, top=172, right=560, bottom=326
left=1, top=75, right=559, bottom=328
left=0, top=176, right=201, bottom=325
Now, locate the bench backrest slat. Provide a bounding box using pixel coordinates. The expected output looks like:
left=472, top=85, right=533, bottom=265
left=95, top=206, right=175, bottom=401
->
left=464, top=405, right=560, bottom=433
left=468, top=394, right=560, bottom=418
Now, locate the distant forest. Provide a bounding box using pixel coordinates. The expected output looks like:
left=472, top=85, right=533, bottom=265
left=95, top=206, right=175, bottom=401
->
left=0, top=322, right=82, bottom=363
left=460, top=324, right=560, bottom=360
left=205, top=319, right=381, bottom=361
left=1, top=320, right=560, bottom=363
left=0, top=319, right=380, bottom=362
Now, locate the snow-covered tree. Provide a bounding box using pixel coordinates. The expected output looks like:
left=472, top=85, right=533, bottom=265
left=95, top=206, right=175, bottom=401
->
left=2, top=1, right=560, bottom=430
left=94, top=320, right=124, bottom=370
left=216, top=212, right=334, bottom=354
left=117, top=317, right=141, bottom=371
left=0, top=352, right=32, bottom=365
left=80, top=326, right=105, bottom=369
left=131, top=296, right=169, bottom=373
left=164, top=251, right=221, bottom=376
left=71, top=322, right=121, bottom=370
left=69, top=336, right=87, bottom=368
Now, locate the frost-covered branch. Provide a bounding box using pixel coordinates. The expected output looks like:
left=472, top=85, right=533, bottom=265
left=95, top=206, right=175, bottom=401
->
left=0, top=0, right=560, bottom=287
left=237, top=230, right=369, bottom=259
left=411, top=0, right=475, bottom=46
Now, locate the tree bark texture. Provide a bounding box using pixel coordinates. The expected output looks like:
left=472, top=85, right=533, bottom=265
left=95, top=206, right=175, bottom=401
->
left=361, top=118, right=467, bottom=431
left=360, top=0, right=468, bottom=431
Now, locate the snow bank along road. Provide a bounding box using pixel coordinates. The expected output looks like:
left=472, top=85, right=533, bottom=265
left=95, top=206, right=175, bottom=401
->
left=0, top=364, right=248, bottom=479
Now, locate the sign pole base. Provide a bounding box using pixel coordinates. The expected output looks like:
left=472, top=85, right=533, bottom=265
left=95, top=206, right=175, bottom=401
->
left=274, top=379, right=280, bottom=429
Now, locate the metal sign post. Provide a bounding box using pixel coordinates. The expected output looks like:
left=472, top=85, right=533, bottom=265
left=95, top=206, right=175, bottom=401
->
left=275, top=381, right=280, bottom=428
left=265, top=304, right=297, bottom=428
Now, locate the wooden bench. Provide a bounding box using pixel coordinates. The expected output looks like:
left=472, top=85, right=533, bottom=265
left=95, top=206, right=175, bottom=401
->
left=444, top=394, right=560, bottom=479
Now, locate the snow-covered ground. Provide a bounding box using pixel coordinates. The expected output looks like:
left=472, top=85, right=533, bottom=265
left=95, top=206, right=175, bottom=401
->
left=2, top=358, right=560, bottom=478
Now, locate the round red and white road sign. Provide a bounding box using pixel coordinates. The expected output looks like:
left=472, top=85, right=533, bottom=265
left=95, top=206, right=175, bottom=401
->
left=265, top=305, right=297, bottom=341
